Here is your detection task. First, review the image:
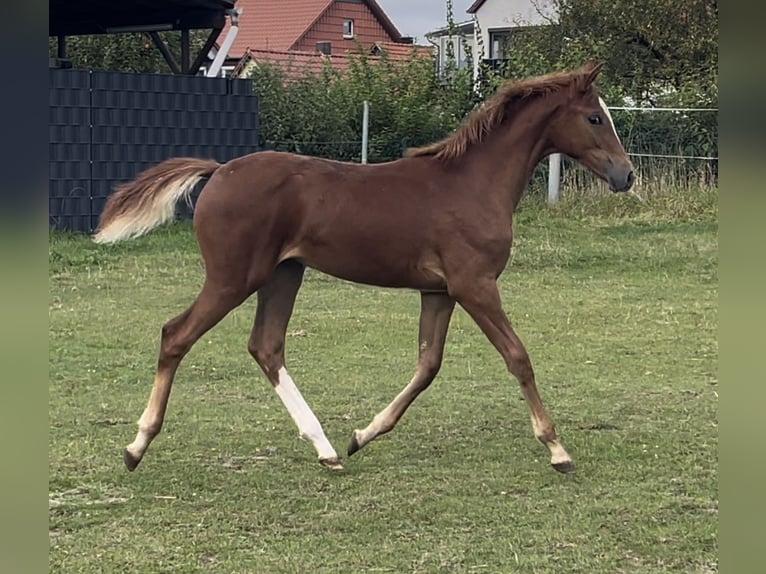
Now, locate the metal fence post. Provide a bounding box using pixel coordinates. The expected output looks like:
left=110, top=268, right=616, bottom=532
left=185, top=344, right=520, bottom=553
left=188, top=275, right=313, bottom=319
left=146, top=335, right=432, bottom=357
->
left=361, top=100, right=369, bottom=164
left=548, top=153, right=561, bottom=204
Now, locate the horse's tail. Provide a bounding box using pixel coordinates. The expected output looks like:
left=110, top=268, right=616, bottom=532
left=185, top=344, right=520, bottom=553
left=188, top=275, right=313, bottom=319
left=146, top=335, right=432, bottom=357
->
left=93, top=157, right=222, bottom=244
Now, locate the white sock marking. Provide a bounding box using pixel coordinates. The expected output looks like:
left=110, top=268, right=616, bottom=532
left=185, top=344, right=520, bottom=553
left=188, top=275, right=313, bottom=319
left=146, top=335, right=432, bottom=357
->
left=126, top=409, right=153, bottom=458
left=275, top=367, right=338, bottom=460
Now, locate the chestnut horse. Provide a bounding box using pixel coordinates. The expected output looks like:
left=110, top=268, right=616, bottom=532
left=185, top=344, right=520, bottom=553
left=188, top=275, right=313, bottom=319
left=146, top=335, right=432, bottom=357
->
left=94, top=62, right=634, bottom=474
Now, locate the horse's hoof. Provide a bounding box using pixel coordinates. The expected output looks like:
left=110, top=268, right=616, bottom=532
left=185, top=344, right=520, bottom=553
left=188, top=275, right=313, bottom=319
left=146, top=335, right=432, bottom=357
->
left=347, top=431, right=361, bottom=456
left=124, top=449, right=141, bottom=472
left=552, top=460, right=576, bottom=474
left=319, top=457, right=344, bottom=470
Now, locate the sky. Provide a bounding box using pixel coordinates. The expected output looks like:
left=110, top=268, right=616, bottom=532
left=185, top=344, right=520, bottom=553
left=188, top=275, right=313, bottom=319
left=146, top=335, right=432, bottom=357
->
left=376, top=0, right=476, bottom=43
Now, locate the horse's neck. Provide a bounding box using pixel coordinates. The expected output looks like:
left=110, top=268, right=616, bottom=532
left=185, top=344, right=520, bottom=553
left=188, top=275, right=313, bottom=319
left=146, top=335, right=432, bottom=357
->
left=465, top=98, right=558, bottom=213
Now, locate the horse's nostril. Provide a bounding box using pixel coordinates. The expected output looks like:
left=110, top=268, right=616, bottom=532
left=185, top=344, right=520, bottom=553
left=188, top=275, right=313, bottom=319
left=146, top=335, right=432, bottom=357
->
left=627, top=170, right=635, bottom=184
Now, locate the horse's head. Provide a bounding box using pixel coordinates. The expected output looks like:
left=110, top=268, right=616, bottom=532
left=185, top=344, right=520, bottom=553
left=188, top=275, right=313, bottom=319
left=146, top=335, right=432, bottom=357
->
left=548, top=62, right=635, bottom=192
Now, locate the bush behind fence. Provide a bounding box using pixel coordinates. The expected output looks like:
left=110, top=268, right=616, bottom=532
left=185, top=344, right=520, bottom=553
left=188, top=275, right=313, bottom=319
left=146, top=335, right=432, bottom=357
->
left=245, top=55, right=717, bottom=193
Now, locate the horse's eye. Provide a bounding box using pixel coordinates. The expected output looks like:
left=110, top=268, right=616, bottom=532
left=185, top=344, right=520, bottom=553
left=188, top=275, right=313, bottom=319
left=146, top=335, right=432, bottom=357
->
left=588, top=114, right=602, bottom=125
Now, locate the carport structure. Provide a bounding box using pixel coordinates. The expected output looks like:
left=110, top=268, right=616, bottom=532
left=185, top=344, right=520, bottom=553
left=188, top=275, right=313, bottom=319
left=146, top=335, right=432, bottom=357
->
left=48, top=0, right=259, bottom=233
left=49, top=0, right=239, bottom=75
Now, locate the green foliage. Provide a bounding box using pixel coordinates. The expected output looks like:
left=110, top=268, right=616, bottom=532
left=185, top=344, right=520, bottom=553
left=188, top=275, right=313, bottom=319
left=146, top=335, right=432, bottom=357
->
left=49, top=32, right=208, bottom=74
left=554, top=0, right=717, bottom=103
left=471, top=0, right=718, bottom=176
left=249, top=52, right=476, bottom=162
left=245, top=0, right=716, bottom=172
left=48, top=0, right=717, bottom=183
left=474, top=0, right=717, bottom=105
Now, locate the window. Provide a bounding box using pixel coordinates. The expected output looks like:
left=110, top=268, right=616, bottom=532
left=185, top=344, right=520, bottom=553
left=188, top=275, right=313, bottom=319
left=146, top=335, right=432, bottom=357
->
left=343, top=19, right=354, bottom=38
left=439, top=36, right=468, bottom=71
left=489, top=30, right=512, bottom=60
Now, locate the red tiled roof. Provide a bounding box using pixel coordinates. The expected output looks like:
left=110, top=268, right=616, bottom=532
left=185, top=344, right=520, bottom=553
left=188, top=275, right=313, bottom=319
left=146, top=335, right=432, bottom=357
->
left=224, top=0, right=333, bottom=55
left=372, top=41, right=434, bottom=60
left=234, top=42, right=432, bottom=82
left=235, top=47, right=352, bottom=81
left=221, top=0, right=408, bottom=59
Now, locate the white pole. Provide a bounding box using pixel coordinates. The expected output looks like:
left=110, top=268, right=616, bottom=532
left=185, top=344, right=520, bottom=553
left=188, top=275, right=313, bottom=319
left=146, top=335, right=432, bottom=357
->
left=361, top=100, right=369, bottom=164
left=548, top=153, right=561, bottom=204
left=206, top=10, right=241, bottom=77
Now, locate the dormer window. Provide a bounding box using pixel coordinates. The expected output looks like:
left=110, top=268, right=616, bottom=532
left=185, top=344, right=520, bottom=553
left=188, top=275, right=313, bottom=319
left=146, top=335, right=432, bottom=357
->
left=343, top=19, right=354, bottom=38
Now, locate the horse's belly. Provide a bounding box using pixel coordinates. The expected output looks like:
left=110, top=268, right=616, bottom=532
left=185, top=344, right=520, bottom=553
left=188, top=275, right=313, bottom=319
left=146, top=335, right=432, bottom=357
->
left=296, top=252, right=447, bottom=291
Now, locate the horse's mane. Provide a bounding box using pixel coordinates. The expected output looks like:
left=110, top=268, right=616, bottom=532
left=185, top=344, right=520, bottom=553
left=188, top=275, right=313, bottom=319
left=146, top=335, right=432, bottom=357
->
left=406, top=65, right=599, bottom=162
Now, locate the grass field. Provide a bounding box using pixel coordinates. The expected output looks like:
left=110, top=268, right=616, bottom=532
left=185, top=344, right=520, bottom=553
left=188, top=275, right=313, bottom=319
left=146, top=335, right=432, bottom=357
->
left=49, top=188, right=718, bottom=573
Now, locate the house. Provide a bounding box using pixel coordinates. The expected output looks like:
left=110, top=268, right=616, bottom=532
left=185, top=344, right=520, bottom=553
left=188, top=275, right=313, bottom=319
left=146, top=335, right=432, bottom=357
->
left=468, top=0, right=556, bottom=78
left=425, top=19, right=475, bottom=75
left=206, top=0, right=433, bottom=79
left=427, top=0, right=556, bottom=80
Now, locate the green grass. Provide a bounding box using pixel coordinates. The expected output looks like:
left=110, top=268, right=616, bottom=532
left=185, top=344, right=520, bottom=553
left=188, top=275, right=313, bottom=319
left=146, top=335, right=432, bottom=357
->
left=49, top=191, right=718, bottom=573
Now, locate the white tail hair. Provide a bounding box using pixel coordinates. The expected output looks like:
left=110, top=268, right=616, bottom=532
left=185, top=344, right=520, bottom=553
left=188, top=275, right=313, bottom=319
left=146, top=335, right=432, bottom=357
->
left=93, top=158, right=220, bottom=244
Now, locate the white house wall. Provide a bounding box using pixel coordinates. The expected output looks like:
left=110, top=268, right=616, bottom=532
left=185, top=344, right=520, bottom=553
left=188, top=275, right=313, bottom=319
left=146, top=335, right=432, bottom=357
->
left=472, top=0, right=556, bottom=77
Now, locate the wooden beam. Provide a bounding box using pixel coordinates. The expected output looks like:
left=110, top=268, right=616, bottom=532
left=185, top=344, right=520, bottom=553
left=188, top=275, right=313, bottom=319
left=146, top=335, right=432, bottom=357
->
left=57, top=35, right=67, bottom=58
left=181, top=28, right=191, bottom=73
left=148, top=31, right=181, bottom=75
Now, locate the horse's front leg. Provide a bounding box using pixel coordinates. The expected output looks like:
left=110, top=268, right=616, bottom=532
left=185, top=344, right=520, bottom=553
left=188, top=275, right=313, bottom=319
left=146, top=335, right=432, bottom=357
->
left=452, top=277, right=575, bottom=474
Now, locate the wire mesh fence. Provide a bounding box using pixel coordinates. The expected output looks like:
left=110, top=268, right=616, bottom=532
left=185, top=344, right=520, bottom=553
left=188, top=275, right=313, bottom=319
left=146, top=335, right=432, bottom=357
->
left=262, top=104, right=718, bottom=202
left=262, top=137, right=411, bottom=164
left=557, top=106, right=718, bottom=196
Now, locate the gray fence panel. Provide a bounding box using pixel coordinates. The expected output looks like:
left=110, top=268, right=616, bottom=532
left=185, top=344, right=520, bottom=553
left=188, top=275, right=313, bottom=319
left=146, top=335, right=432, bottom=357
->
left=49, top=69, right=92, bottom=233
left=49, top=69, right=259, bottom=233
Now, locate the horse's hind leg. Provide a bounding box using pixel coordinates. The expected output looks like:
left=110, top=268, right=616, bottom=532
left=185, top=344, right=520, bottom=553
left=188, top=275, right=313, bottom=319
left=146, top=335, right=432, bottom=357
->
left=124, top=281, right=251, bottom=471
left=348, top=291, right=455, bottom=456
left=248, top=260, right=343, bottom=469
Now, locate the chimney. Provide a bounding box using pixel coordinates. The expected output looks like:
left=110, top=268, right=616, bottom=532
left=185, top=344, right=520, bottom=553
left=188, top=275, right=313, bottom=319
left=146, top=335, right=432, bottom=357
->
left=316, top=41, right=332, bottom=55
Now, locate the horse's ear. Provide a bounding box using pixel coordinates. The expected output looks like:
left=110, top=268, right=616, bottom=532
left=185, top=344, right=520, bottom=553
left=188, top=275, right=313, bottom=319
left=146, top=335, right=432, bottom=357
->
left=583, top=61, right=605, bottom=86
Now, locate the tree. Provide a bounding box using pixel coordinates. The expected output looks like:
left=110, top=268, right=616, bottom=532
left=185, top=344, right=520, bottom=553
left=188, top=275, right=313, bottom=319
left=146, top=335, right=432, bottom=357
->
left=466, top=0, right=717, bottom=179
left=552, top=0, right=717, bottom=105
left=249, top=51, right=477, bottom=163
left=49, top=32, right=207, bottom=74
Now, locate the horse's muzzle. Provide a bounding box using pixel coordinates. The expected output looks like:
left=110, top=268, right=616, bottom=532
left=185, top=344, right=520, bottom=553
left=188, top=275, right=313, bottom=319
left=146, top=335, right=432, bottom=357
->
left=608, top=167, right=635, bottom=193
